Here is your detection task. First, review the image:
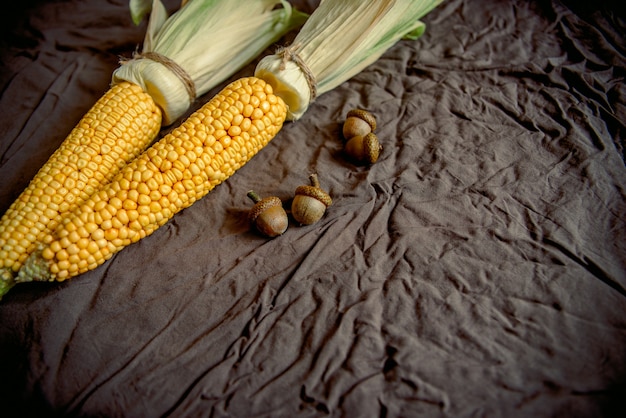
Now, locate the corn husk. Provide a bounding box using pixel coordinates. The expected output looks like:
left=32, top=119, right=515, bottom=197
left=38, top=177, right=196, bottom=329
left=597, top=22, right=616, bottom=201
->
left=113, top=0, right=308, bottom=125
left=254, top=0, right=443, bottom=120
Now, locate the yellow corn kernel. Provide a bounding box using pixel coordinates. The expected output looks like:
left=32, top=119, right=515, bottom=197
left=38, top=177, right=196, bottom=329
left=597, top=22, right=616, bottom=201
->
left=19, top=77, right=286, bottom=283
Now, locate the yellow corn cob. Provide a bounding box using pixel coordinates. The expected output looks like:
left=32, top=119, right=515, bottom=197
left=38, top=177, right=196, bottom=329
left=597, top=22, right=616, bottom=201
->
left=0, top=82, right=162, bottom=289
left=18, top=77, right=285, bottom=283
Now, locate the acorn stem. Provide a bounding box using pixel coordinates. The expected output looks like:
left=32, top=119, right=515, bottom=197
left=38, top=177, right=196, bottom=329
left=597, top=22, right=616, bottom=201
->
left=309, top=173, right=320, bottom=188
left=247, top=190, right=262, bottom=203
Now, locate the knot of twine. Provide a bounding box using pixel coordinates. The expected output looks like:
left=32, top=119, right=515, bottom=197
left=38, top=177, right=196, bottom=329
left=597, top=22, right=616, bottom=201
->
left=276, top=46, right=317, bottom=101
left=121, top=51, right=196, bottom=103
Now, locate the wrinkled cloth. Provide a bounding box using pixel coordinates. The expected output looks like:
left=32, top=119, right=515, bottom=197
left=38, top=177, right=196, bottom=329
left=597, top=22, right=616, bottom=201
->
left=1, top=0, right=625, bottom=417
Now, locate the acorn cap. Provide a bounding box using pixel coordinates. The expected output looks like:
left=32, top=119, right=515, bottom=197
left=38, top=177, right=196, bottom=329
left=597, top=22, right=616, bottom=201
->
left=346, top=109, right=377, bottom=131
left=363, top=133, right=381, bottom=164
left=248, top=195, right=284, bottom=223
left=294, top=185, right=332, bottom=207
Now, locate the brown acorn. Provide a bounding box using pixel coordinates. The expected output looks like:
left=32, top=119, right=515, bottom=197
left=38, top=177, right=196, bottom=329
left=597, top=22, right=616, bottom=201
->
left=343, top=109, right=377, bottom=139
left=247, top=191, right=288, bottom=237
left=344, top=132, right=381, bottom=164
left=291, top=174, right=332, bottom=226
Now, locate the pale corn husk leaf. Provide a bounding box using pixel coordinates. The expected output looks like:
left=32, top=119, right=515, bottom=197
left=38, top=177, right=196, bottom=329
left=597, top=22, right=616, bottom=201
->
left=129, top=0, right=153, bottom=25
left=255, top=0, right=443, bottom=120
left=114, top=0, right=307, bottom=125
left=141, top=0, right=170, bottom=52
left=130, top=0, right=190, bottom=25
left=403, top=20, right=427, bottom=40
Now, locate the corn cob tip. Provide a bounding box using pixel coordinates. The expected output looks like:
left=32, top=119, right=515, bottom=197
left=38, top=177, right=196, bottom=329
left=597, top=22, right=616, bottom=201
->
left=0, top=252, right=53, bottom=299
left=16, top=251, right=53, bottom=284
left=0, top=268, right=16, bottom=300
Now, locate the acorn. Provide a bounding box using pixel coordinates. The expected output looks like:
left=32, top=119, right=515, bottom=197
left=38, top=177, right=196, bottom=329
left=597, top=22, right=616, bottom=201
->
left=247, top=190, right=288, bottom=238
left=344, top=132, right=382, bottom=164
left=343, top=109, right=377, bottom=139
left=291, top=174, right=332, bottom=226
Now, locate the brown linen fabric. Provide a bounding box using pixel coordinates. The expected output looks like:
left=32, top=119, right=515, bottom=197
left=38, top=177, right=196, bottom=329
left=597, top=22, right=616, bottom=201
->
left=1, top=0, right=625, bottom=417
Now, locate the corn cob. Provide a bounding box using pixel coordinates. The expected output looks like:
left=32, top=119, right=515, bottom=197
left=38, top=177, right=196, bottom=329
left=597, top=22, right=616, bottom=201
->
left=0, top=82, right=161, bottom=285
left=18, top=77, right=286, bottom=283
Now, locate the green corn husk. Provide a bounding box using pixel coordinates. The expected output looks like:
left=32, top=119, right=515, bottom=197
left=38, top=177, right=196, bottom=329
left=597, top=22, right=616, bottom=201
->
left=255, top=0, right=443, bottom=120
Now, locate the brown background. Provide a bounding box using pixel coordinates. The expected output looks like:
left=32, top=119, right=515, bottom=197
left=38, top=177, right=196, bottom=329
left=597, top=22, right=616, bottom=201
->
left=1, top=0, right=625, bottom=416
